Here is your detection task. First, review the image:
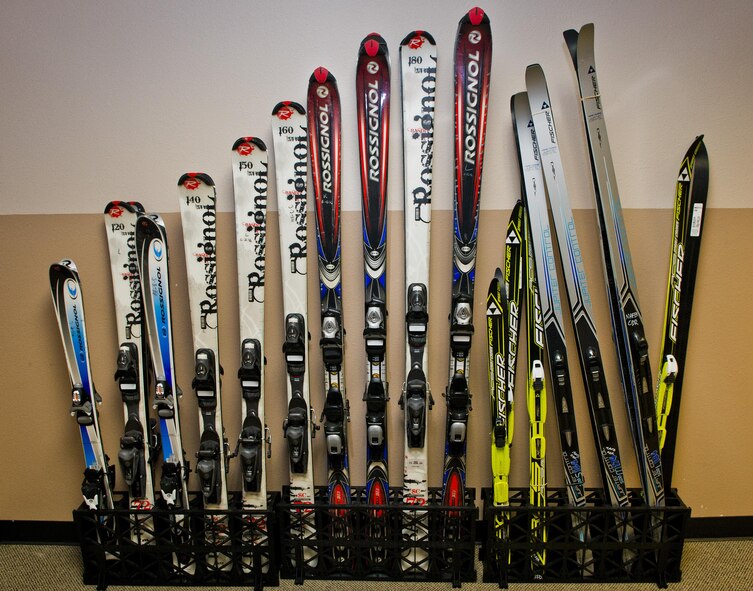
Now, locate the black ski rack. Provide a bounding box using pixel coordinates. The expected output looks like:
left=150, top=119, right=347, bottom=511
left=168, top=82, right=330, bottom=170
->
left=279, top=486, right=476, bottom=587
left=480, top=487, right=690, bottom=589
left=73, top=492, right=280, bottom=591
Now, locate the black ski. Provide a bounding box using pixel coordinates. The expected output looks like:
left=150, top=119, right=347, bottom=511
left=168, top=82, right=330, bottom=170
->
left=655, top=136, right=709, bottom=487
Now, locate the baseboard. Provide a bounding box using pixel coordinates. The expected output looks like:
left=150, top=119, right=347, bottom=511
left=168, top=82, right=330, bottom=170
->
left=2, top=516, right=751, bottom=545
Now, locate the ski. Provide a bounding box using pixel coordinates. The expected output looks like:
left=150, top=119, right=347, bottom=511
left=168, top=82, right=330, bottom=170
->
left=564, top=23, right=665, bottom=533
left=655, top=136, right=709, bottom=487
left=272, top=100, right=317, bottom=567
left=135, top=213, right=193, bottom=573
left=511, top=91, right=589, bottom=571
left=104, top=200, right=157, bottom=543
left=487, top=268, right=509, bottom=549
left=307, top=66, right=352, bottom=563
left=231, top=136, right=271, bottom=573
left=178, top=172, right=231, bottom=569
left=356, top=32, right=391, bottom=561
left=526, top=65, right=633, bottom=562
left=49, top=260, right=115, bottom=517
left=442, top=6, right=492, bottom=516
left=399, top=28, right=436, bottom=573
left=522, top=203, right=548, bottom=577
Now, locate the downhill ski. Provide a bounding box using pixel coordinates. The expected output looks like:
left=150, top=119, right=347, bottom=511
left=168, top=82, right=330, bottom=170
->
left=356, top=32, right=391, bottom=557
left=136, top=213, right=193, bottom=573
left=511, top=92, right=589, bottom=571
left=104, top=200, right=157, bottom=543
left=272, top=100, right=317, bottom=566
left=231, top=136, right=271, bottom=573
left=178, top=172, right=231, bottom=568
left=399, top=28, right=436, bottom=573
left=564, top=24, right=665, bottom=530
left=307, top=66, right=352, bottom=562
left=522, top=204, right=548, bottom=576
left=487, top=269, right=509, bottom=546
left=655, top=136, right=709, bottom=487
left=526, top=65, right=633, bottom=562
left=442, top=6, right=492, bottom=513
left=50, top=260, right=116, bottom=515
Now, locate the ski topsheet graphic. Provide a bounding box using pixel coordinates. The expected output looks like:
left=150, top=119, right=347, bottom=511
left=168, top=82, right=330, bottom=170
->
left=178, top=172, right=232, bottom=570
left=442, top=6, right=492, bottom=522
left=232, top=136, right=271, bottom=573
left=356, top=31, right=391, bottom=565
left=136, top=213, right=194, bottom=573
left=399, top=28, right=436, bottom=573
left=655, top=135, right=708, bottom=487
left=272, top=100, right=317, bottom=567
left=308, top=66, right=352, bottom=563
left=50, top=259, right=115, bottom=515
left=104, top=200, right=157, bottom=544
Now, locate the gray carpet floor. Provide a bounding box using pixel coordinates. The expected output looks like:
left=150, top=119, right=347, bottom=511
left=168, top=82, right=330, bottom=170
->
left=1, top=540, right=752, bottom=590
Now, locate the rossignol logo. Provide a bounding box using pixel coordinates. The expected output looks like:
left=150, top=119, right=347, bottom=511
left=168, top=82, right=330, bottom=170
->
left=154, top=266, right=167, bottom=327
left=468, top=31, right=481, bottom=45
left=66, top=279, right=78, bottom=299
left=408, top=35, right=424, bottom=50
left=183, top=177, right=201, bottom=191
left=194, top=192, right=218, bottom=330
left=236, top=141, right=255, bottom=156
left=152, top=240, right=164, bottom=261
left=670, top=243, right=684, bottom=342
left=285, top=126, right=308, bottom=275
left=247, top=160, right=268, bottom=303
left=463, top=50, right=481, bottom=166
left=317, top=85, right=329, bottom=99
left=276, top=105, right=294, bottom=120
left=366, top=60, right=379, bottom=75
left=366, top=76, right=381, bottom=183
left=407, top=52, right=436, bottom=223
left=317, top=104, right=333, bottom=195
left=124, top=232, right=142, bottom=339
left=109, top=205, right=124, bottom=218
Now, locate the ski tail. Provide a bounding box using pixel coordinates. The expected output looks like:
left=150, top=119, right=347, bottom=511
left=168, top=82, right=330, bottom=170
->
left=104, top=200, right=157, bottom=543
left=308, top=66, right=352, bottom=563
left=357, top=31, right=391, bottom=565
left=656, top=136, right=708, bottom=487
left=49, top=260, right=115, bottom=513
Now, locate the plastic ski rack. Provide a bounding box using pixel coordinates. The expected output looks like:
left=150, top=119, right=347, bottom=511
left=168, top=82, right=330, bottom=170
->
left=480, top=487, right=690, bottom=589
left=278, top=486, right=477, bottom=587
left=73, top=492, right=280, bottom=591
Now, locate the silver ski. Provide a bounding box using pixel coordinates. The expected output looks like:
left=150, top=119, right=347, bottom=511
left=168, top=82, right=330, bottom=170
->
left=564, top=24, right=665, bottom=536
left=232, top=136, right=271, bottom=573
left=399, top=28, right=436, bottom=574
left=526, top=65, right=635, bottom=566
left=272, top=101, right=317, bottom=567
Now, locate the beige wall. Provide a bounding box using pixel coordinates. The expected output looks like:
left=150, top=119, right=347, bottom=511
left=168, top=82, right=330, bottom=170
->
left=2, top=206, right=750, bottom=521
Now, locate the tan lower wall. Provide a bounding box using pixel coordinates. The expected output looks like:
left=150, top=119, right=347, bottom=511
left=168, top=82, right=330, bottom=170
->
left=1, top=207, right=749, bottom=521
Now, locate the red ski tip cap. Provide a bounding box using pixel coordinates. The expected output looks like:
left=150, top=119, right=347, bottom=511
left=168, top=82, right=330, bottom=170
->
left=469, top=7, right=485, bottom=25
left=364, top=38, right=380, bottom=57
left=314, top=67, right=329, bottom=83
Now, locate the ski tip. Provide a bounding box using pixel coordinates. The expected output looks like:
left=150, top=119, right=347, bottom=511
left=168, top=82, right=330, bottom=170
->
left=494, top=266, right=504, bottom=281
left=104, top=200, right=139, bottom=217
left=465, top=7, right=488, bottom=26
left=359, top=32, right=388, bottom=58
left=400, top=30, right=436, bottom=47
left=178, top=172, right=215, bottom=189
left=232, top=136, right=267, bottom=153
left=310, top=66, right=334, bottom=85
left=272, top=101, right=305, bottom=119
